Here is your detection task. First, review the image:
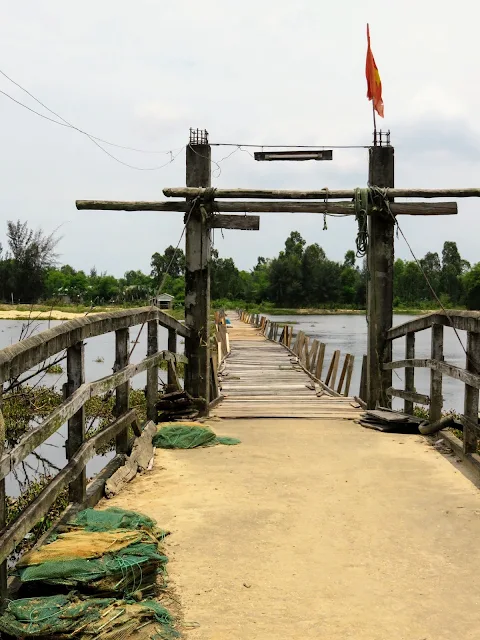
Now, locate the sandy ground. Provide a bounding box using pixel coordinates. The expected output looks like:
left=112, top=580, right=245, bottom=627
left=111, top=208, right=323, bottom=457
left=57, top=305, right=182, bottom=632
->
left=104, top=419, right=480, bottom=640
left=0, top=309, right=91, bottom=320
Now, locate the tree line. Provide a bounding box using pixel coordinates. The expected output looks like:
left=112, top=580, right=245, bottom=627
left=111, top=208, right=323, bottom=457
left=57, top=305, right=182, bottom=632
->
left=1, top=220, right=480, bottom=310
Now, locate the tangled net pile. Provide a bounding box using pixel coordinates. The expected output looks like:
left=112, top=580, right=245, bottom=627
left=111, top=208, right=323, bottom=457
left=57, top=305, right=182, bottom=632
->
left=153, top=423, right=240, bottom=449
left=0, top=507, right=177, bottom=639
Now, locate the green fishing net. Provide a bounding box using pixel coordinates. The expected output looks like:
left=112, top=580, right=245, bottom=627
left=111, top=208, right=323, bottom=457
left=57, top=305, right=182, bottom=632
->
left=153, top=424, right=240, bottom=449
left=0, top=593, right=178, bottom=639
left=71, top=507, right=157, bottom=532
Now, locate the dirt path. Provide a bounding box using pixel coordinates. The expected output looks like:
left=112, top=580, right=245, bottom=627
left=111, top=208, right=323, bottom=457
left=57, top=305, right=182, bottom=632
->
left=105, top=419, right=480, bottom=639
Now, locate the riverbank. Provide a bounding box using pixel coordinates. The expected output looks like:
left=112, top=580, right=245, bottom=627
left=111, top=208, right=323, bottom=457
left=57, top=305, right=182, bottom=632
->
left=0, top=304, right=185, bottom=321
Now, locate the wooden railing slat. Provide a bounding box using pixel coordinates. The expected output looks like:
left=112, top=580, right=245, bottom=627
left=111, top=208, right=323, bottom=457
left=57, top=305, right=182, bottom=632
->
left=384, top=358, right=480, bottom=389
left=0, top=409, right=137, bottom=566
left=0, top=307, right=190, bottom=384
left=0, top=350, right=185, bottom=480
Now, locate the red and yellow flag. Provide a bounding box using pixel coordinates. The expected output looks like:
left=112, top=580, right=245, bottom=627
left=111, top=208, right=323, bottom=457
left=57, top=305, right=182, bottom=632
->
left=365, top=24, right=384, bottom=117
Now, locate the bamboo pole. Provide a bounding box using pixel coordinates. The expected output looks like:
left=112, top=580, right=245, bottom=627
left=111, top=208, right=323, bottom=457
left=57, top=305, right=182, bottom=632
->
left=76, top=200, right=457, bottom=216
left=163, top=186, right=480, bottom=200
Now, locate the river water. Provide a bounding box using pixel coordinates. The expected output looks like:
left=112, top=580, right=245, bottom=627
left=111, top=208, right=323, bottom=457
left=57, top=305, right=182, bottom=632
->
left=0, top=319, right=182, bottom=497
left=266, top=313, right=467, bottom=413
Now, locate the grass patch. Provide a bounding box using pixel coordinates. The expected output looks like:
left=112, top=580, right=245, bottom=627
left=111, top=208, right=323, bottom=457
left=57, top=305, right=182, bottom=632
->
left=46, top=364, right=63, bottom=374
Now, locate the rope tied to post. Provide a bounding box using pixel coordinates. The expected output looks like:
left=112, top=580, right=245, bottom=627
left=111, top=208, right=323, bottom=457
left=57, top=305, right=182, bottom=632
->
left=199, top=187, right=219, bottom=219
left=354, top=187, right=369, bottom=257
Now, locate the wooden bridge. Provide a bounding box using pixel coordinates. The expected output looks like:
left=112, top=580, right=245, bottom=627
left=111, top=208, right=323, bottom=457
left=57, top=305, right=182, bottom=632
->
left=214, top=313, right=361, bottom=420
left=2, top=128, right=480, bottom=635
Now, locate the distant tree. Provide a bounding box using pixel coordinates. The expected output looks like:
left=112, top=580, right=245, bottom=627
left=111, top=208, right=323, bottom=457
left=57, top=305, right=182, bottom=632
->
left=5, top=220, right=60, bottom=302
left=151, top=246, right=185, bottom=284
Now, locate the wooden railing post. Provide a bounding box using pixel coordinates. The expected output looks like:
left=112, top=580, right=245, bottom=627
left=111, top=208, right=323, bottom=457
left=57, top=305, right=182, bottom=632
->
left=463, top=331, right=480, bottom=454
left=429, top=324, right=444, bottom=423
left=167, top=328, right=177, bottom=388
left=0, top=387, right=6, bottom=608
left=66, top=341, right=86, bottom=503
left=114, top=328, right=129, bottom=454
left=146, top=320, right=158, bottom=422
left=404, top=332, right=415, bottom=415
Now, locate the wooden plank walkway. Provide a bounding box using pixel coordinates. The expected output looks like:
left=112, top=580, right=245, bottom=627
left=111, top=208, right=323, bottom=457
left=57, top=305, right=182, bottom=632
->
left=214, top=316, right=361, bottom=419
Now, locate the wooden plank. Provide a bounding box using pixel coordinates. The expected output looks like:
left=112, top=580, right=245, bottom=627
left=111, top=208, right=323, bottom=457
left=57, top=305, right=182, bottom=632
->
left=325, top=350, right=340, bottom=387
left=387, top=311, right=480, bottom=340
left=315, top=343, right=325, bottom=380
left=429, top=324, right=444, bottom=424
left=0, top=410, right=137, bottom=566
left=209, top=214, right=260, bottom=230
left=166, top=327, right=177, bottom=388
left=344, top=354, right=355, bottom=397
left=384, top=358, right=480, bottom=390
left=336, top=354, right=350, bottom=394
left=404, top=332, right=415, bottom=415
left=163, top=186, right=480, bottom=200
left=0, top=350, right=183, bottom=481
left=463, top=331, right=480, bottom=454
left=0, top=307, right=190, bottom=384
left=66, top=341, right=86, bottom=504
left=386, top=387, right=429, bottom=405
left=114, top=329, right=130, bottom=455
left=309, top=340, right=319, bottom=374
left=146, top=320, right=159, bottom=420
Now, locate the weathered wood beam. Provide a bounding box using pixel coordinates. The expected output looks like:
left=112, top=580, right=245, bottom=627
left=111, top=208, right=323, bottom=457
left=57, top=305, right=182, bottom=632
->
left=163, top=187, right=480, bottom=200
left=384, top=358, right=480, bottom=389
left=0, top=307, right=189, bottom=383
left=208, top=214, right=260, bottom=230
left=76, top=200, right=457, bottom=216
left=0, top=410, right=137, bottom=566
left=386, top=387, right=430, bottom=405
left=0, top=350, right=186, bottom=480
left=387, top=311, right=480, bottom=340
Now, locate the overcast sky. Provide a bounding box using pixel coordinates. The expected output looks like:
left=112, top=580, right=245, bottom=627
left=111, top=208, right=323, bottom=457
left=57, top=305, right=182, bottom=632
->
left=1, top=0, right=479, bottom=276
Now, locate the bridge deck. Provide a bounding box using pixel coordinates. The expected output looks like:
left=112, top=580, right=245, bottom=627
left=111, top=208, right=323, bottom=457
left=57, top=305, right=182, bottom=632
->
left=214, top=316, right=361, bottom=419
left=107, top=418, right=480, bottom=640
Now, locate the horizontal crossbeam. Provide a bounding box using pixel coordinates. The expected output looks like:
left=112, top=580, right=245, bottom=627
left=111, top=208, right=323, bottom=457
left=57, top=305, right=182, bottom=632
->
left=76, top=200, right=457, bottom=216
left=163, top=187, right=480, bottom=199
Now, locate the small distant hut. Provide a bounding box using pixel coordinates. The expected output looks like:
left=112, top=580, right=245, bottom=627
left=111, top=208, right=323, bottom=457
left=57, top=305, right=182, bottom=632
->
left=151, top=293, right=174, bottom=310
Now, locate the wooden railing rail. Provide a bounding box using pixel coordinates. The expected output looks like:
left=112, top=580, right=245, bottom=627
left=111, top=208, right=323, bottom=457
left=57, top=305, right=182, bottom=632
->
left=0, top=306, right=188, bottom=601
left=386, top=311, right=480, bottom=458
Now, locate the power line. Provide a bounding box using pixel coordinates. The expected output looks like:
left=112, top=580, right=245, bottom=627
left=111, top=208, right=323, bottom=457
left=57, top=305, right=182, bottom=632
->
left=0, top=68, right=180, bottom=154
left=0, top=72, right=185, bottom=170
left=211, top=143, right=369, bottom=149
left=378, top=189, right=478, bottom=372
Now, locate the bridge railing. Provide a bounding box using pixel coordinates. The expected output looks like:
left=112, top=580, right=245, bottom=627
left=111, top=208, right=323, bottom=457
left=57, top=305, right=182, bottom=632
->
left=385, top=310, right=480, bottom=455
left=0, top=306, right=188, bottom=599
left=237, top=310, right=356, bottom=397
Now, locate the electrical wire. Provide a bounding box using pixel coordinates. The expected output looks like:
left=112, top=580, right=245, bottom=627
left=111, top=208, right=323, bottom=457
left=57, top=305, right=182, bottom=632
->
left=379, top=190, right=478, bottom=373
left=211, top=143, right=369, bottom=149
left=0, top=73, right=185, bottom=170
left=0, top=67, right=181, bottom=154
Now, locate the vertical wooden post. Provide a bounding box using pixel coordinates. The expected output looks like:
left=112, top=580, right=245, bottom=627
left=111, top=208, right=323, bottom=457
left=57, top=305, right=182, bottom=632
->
left=404, top=332, right=415, bottom=415
left=463, top=331, right=480, bottom=454
left=115, top=328, right=129, bottom=454
left=167, top=328, right=177, bottom=387
left=315, top=343, right=326, bottom=380
left=66, top=341, right=86, bottom=503
left=359, top=354, right=368, bottom=402
left=0, top=388, right=6, bottom=608
left=146, top=320, right=158, bottom=422
left=184, top=138, right=211, bottom=410
left=429, top=324, right=444, bottom=423
left=367, top=144, right=395, bottom=409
